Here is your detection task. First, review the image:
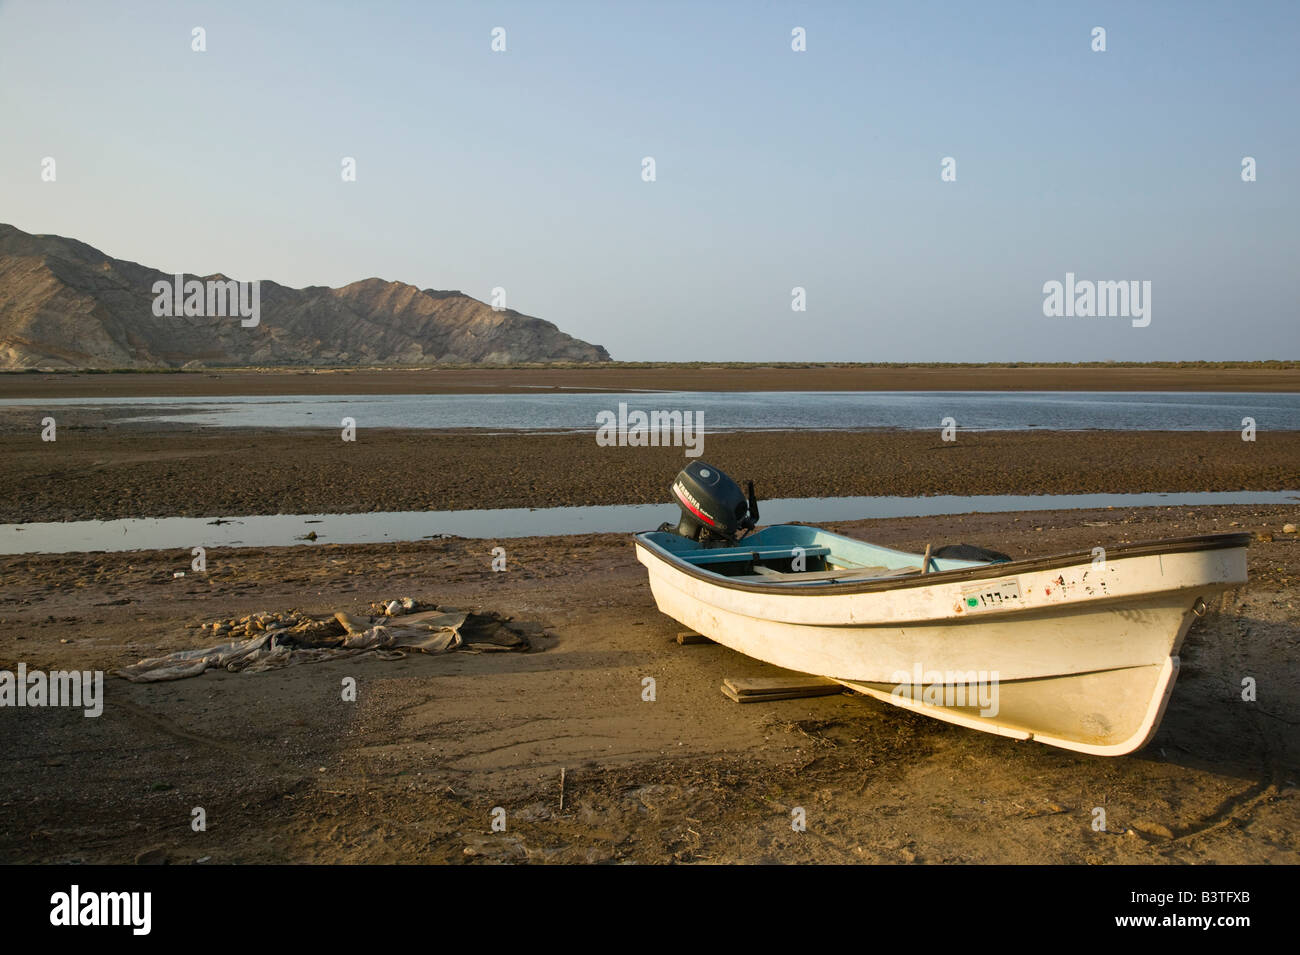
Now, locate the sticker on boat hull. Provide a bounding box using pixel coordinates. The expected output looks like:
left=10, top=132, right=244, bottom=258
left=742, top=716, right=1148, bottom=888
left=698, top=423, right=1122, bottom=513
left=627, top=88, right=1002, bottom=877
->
left=961, top=578, right=1022, bottom=612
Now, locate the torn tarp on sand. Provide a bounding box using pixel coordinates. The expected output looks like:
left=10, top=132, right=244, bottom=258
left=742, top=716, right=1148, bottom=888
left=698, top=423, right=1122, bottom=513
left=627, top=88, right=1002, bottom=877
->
left=113, top=606, right=538, bottom=683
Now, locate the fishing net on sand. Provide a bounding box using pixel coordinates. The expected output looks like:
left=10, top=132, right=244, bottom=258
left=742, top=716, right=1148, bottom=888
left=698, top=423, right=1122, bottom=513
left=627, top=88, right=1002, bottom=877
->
left=113, top=599, right=546, bottom=683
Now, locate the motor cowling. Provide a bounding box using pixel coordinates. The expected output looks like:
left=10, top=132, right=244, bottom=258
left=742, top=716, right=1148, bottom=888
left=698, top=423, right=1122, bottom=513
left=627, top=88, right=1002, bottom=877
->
left=661, top=461, right=758, bottom=544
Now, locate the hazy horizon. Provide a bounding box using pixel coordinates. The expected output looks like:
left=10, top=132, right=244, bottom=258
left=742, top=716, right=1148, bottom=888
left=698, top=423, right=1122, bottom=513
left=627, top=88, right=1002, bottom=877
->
left=2, top=1, right=1297, bottom=362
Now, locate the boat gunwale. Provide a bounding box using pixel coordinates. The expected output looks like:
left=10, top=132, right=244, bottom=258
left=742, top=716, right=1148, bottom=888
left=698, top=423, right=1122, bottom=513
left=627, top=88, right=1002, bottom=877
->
left=632, top=530, right=1251, bottom=596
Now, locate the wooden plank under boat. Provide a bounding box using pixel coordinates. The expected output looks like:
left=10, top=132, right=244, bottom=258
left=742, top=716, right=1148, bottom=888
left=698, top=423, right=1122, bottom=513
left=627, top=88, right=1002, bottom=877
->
left=634, top=525, right=1250, bottom=756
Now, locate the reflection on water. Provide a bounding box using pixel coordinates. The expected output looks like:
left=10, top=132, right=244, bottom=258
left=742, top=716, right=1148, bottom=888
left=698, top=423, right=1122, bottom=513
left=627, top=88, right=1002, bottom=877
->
left=2, top=490, right=1295, bottom=555
left=3, top=390, right=1299, bottom=432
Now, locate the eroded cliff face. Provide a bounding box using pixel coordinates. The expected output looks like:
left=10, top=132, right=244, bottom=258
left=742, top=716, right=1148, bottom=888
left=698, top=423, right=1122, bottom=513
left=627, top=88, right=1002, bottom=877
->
left=0, top=224, right=610, bottom=368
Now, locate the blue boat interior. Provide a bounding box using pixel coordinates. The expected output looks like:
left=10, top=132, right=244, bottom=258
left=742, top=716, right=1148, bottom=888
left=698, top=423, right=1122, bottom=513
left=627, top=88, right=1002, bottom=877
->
left=638, top=525, right=1000, bottom=584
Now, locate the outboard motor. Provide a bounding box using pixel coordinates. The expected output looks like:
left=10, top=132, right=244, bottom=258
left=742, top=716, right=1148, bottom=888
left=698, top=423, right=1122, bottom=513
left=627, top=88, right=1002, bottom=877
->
left=660, top=461, right=759, bottom=545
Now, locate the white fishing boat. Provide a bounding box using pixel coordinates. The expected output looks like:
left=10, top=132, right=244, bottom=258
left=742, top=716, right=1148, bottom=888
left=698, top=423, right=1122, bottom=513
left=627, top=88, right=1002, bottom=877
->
left=634, top=462, right=1250, bottom=756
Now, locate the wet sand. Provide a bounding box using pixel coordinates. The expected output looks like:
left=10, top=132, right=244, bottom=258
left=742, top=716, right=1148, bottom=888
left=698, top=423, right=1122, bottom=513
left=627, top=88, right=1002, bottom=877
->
left=0, top=426, right=1296, bottom=523
left=1, top=504, right=1296, bottom=864
left=2, top=363, right=1298, bottom=398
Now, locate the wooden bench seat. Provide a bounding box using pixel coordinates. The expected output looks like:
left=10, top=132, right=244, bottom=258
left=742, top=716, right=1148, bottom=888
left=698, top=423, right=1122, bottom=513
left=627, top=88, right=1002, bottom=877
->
left=735, top=564, right=921, bottom=583
left=680, top=545, right=831, bottom=566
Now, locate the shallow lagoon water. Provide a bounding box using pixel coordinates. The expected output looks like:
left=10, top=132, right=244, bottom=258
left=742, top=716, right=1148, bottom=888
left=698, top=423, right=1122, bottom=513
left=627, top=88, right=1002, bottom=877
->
left=5, top=390, right=1300, bottom=432
left=3, top=490, right=1295, bottom=555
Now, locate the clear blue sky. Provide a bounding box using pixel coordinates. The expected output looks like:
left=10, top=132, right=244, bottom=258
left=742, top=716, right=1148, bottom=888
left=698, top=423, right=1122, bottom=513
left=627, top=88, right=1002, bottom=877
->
left=1, top=0, right=1296, bottom=361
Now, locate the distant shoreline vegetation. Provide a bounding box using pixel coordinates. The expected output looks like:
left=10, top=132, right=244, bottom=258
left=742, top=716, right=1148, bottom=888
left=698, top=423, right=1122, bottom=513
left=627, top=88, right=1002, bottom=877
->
left=2, top=360, right=1298, bottom=374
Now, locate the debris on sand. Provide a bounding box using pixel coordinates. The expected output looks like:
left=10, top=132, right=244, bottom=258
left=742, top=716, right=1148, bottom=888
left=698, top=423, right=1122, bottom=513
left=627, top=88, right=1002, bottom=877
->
left=112, top=600, right=547, bottom=683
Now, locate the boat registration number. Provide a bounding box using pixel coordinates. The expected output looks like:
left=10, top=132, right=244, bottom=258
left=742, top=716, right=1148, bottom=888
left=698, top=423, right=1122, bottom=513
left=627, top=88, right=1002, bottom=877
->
left=961, top=578, right=1022, bottom=612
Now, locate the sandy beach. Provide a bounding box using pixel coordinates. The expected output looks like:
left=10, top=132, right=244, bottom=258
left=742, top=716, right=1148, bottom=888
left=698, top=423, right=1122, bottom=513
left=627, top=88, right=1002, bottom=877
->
left=1, top=503, right=1296, bottom=864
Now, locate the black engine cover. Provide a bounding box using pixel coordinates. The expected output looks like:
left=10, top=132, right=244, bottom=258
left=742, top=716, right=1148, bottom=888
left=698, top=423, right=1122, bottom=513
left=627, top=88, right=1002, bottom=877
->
left=666, top=461, right=752, bottom=543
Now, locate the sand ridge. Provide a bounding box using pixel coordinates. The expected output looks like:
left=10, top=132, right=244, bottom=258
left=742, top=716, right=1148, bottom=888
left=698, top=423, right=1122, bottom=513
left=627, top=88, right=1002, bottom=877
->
left=1, top=426, right=1296, bottom=523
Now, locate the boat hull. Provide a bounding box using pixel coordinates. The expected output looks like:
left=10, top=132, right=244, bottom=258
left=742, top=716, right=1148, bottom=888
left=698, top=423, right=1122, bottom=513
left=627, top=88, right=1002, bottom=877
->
left=635, top=532, right=1247, bottom=756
